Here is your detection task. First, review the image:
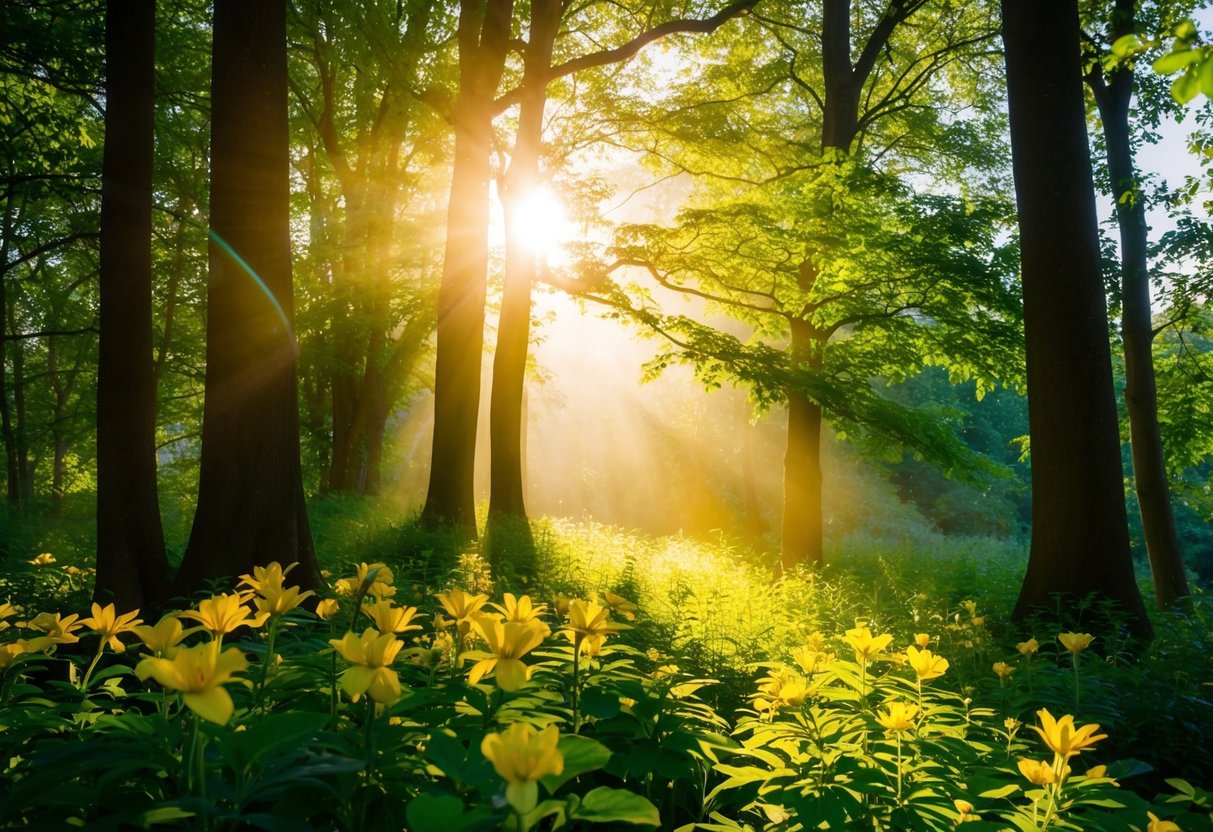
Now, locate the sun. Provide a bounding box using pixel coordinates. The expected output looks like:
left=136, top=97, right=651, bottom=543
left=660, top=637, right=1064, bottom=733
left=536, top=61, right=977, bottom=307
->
left=490, top=184, right=578, bottom=266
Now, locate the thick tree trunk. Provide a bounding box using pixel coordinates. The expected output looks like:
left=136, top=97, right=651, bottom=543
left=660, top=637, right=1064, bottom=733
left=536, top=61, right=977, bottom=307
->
left=1087, top=0, right=1190, bottom=609
left=1002, top=0, right=1150, bottom=637
left=175, top=0, right=321, bottom=595
left=488, top=0, right=560, bottom=524
left=781, top=320, right=825, bottom=571
left=421, top=0, right=514, bottom=534
left=95, top=0, right=170, bottom=609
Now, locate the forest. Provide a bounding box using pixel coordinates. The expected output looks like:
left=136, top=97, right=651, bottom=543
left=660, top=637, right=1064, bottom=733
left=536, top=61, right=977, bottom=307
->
left=1, top=0, right=1213, bottom=828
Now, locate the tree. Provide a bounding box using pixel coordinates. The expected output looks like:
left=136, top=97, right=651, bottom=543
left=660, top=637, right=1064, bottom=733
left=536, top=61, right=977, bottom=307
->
left=94, top=0, right=170, bottom=610
left=1083, top=0, right=1191, bottom=608
left=174, top=0, right=322, bottom=594
left=420, top=0, right=514, bottom=534
left=1001, top=0, right=1150, bottom=636
left=486, top=0, right=760, bottom=533
left=568, top=0, right=1009, bottom=569
left=291, top=0, right=443, bottom=497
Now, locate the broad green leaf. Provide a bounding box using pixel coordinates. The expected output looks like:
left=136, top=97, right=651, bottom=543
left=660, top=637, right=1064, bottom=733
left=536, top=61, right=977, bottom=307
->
left=1153, top=49, right=1201, bottom=75
left=570, top=787, right=660, bottom=827
left=540, top=735, right=612, bottom=793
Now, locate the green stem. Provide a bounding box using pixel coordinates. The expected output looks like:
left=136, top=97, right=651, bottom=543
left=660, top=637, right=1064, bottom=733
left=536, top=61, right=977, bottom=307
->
left=193, top=716, right=209, bottom=832
left=895, top=732, right=903, bottom=805
left=1071, top=653, right=1081, bottom=711
left=571, top=635, right=582, bottom=734
left=257, top=617, right=279, bottom=712
left=79, top=644, right=105, bottom=691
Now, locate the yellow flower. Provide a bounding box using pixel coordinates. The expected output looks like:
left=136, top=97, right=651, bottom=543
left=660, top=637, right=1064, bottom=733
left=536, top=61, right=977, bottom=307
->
left=1017, top=758, right=1055, bottom=786
left=905, top=646, right=949, bottom=681
left=0, top=600, right=19, bottom=630
left=791, top=644, right=834, bottom=675
left=179, top=594, right=269, bottom=638
left=329, top=628, right=404, bottom=704
left=1030, top=708, right=1107, bottom=759
left=601, top=591, right=637, bottom=621
left=564, top=599, right=627, bottom=655
left=237, top=561, right=297, bottom=594
left=19, top=611, right=84, bottom=652
left=1004, top=716, right=1022, bottom=733
left=954, top=799, right=979, bottom=823
left=362, top=599, right=424, bottom=635
left=136, top=642, right=249, bottom=724
left=353, top=562, right=396, bottom=599
left=488, top=593, right=548, bottom=623
left=1058, top=632, right=1094, bottom=655
left=993, top=661, right=1016, bottom=680
left=467, top=616, right=549, bottom=691
left=132, top=615, right=186, bottom=659
left=876, top=701, right=919, bottom=733
left=914, top=633, right=931, bottom=648
left=436, top=588, right=489, bottom=637
left=0, top=641, right=26, bottom=668
left=315, top=599, right=341, bottom=621
left=551, top=593, right=571, bottom=616
left=253, top=583, right=315, bottom=618
left=29, top=553, right=55, bottom=566
left=80, top=602, right=143, bottom=653
left=972, top=616, right=986, bottom=627
left=842, top=626, right=893, bottom=663
left=1017, top=638, right=1039, bottom=656
left=480, top=722, right=563, bottom=814
left=1147, top=811, right=1182, bottom=832
left=752, top=668, right=811, bottom=714
left=961, top=600, right=977, bottom=616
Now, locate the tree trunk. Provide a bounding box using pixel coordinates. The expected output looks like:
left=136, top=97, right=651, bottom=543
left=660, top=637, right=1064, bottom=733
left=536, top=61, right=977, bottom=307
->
left=488, top=0, right=560, bottom=523
left=781, top=320, right=825, bottom=571
left=8, top=305, right=33, bottom=505
left=1002, top=0, right=1150, bottom=637
left=421, top=0, right=514, bottom=534
left=175, top=0, right=321, bottom=595
left=1086, top=0, right=1190, bottom=609
left=95, top=0, right=170, bottom=609
left=0, top=197, right=19, bottom=506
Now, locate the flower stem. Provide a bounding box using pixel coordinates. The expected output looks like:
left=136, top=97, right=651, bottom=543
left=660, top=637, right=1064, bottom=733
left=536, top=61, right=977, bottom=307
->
left=571, top=635, right=582, bottom=734
left=192, top=716, right=210, bottom=832
left=79, top=644, right=105, bottom=691
left=1071, top=652, right=1081, bottom=711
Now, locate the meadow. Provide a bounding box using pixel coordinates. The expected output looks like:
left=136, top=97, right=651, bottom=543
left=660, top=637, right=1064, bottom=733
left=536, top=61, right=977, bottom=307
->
left=0, top=498, right=1210, bottom=831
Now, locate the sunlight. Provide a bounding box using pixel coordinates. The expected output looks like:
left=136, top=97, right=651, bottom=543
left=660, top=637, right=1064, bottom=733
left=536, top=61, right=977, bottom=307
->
left=489, top=183, right=578, bottom=267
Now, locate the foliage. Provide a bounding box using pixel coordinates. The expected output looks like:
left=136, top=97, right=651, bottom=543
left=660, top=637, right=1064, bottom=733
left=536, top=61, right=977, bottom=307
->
left=1, top=521, right=1211, bottom=829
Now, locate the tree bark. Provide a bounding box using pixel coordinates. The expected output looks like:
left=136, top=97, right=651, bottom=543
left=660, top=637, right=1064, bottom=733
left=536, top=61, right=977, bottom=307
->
left=488, top=0, right=561, bottom=524
left=1086, top=0, right=1189, bottom=609
left=0, top=197, right=19, bottom=506
left=95, top=0, right=170, bottom=609
left=421, top=0, right=514, bottom=534
left=781, top=319, right=825, bottom=570
left=1002, top=0, right=1150, bottom=637
left=175, top=0, right=321, bottom=595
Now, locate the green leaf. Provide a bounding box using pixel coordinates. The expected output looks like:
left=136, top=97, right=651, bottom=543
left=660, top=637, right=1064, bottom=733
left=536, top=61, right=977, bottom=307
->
left=977, top=784, right=1019, bottom=800
left=581, top=686, right=622, bottom=719
left=140, top=806, right=196, bottom=826
left=1110, top=34, right=1141, bottom=58
left=1172, top=70, right=1202, bottom=103
left=406, top=795, right=467, bottom=832
left=1153, top=49, right=1201, bottom=75
left=570, top=787, right=660, bottom=827
left=540, top=735, right=612, bottom=793
left=1199, top=57, right=1213, bottom=98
